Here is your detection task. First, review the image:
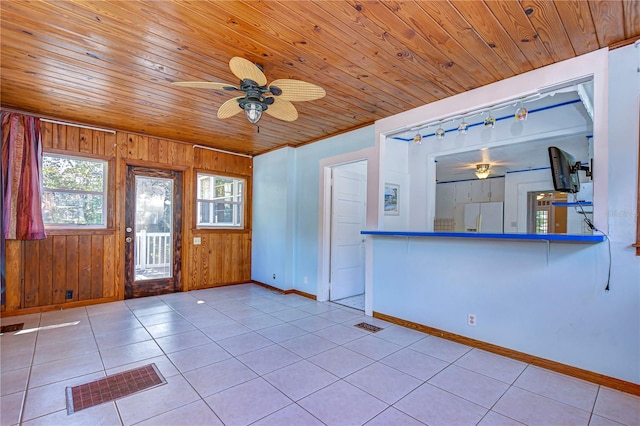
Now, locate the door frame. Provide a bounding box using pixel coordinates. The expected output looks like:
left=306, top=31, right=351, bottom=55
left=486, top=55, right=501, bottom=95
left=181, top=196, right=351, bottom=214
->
left=318, top=147, right=378, bottom=315
left=124, top=165, right=183, bottom=299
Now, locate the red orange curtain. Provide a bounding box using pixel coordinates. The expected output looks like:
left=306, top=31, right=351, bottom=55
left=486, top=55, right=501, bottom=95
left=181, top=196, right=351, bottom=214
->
left=1, top=112, right=46, bottom=240
left=1, top=135, right=4, bottom=306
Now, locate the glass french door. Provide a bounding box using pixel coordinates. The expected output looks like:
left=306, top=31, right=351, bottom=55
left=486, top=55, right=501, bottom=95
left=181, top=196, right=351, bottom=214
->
left=125, top=166, right=182, bottom=299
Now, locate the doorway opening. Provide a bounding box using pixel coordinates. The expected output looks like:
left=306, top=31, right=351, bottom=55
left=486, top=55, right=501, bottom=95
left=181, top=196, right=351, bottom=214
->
left=527, top=191, right=568, bottom=234
left=328, top=161, right=367, bottom=311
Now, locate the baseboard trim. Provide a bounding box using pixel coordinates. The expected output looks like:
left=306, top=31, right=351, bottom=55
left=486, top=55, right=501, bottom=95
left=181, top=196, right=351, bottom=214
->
left=373, top=311, right=640, bottom=396
left=283, top=289, right=317, bottom=300
left=0, top=297, right=120, bottom=318
left=250, top=280, right=317, bottom=301
left=250, top=280, right=286, bottom=294
left=189, top=280, right=252, bottom=291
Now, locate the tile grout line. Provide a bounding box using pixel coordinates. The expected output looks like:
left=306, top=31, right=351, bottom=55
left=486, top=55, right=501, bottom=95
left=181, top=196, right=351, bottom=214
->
left=89, top=303, right=127, bottom=425
left=222, top=302, right=409, bottom=425
left=10, top=286, right=637, bottom=425
left=508, top=366, right=601, bottom=419
left=166, top=292, right=376, bottom=424
left=141, top=295, right=229, bottom=425
left=16, top=312, right=42, bottom=426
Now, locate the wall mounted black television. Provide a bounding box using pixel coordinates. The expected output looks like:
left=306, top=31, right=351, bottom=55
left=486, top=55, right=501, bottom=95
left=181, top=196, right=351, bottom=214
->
left=548, top=146, right=592, bottom=193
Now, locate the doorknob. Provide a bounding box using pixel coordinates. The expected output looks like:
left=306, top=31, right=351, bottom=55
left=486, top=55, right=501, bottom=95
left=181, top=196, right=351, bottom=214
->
left=125, top=237, right=132, bottom=243
left=126, top=227, right=132, bottom=233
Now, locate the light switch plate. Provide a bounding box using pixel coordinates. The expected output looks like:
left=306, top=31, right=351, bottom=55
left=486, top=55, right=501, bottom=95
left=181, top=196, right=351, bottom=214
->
left=193, top=237, right=202, bottom=245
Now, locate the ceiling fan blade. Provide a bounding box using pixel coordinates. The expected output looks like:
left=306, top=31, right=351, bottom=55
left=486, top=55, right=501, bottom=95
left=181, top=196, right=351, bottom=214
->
left=217, top=97, right=243, bottom=119
left=264, top=98, right=298, bottom=121
left=229, top=57, right=267, bottom=86
left=172, top=81, right=238, bottom=91
left=269, top=79, right=326, bottom=102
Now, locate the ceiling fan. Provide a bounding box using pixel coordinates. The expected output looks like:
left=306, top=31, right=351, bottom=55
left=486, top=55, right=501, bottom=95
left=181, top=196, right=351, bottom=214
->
left=172, top=57, right=326, bottom=125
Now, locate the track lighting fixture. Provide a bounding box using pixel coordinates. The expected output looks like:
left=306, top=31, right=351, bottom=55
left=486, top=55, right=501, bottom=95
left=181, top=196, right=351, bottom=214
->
left=483, top=111, right=496, bottom=128
left=457, top=119, right=468, bottom=134
left=413, top=132, right=422, bottom=144
left=515, top=101, right=528, bottom=121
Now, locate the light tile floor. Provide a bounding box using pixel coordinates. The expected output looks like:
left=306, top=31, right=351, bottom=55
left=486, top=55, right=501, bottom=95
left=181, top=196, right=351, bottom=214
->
left=1, top=283, right=638, bottom=426
left=332, top=294, right=365, bottom=311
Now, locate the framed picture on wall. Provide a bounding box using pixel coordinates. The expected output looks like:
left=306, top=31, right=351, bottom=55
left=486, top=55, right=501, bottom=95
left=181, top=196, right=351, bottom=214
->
left=384, top=183, right=399, bottom=215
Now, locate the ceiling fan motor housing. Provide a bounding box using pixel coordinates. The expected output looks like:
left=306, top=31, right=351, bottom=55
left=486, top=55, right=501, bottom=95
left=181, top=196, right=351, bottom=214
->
left=238, top=79, right=269, bottom=111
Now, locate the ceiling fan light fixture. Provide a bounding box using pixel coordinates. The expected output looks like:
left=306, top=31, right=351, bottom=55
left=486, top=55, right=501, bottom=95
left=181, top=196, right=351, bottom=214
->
left=475, top=163, right=491, bottom=179
left=242, top=100, right=265, bottom=124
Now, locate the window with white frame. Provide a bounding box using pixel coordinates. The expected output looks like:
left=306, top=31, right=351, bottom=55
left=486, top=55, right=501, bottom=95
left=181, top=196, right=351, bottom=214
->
left=196, top=173, right=244, bottom=228
left=41, top=154, right=108, bottom=227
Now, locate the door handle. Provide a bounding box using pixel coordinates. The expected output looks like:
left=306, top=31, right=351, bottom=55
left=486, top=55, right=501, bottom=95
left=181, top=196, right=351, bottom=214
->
left=125, top=237, right=132, bottom=243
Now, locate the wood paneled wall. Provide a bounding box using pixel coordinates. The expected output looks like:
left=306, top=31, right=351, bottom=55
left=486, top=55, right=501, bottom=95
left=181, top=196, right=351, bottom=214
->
left=3, top=116, right=252, bottom=313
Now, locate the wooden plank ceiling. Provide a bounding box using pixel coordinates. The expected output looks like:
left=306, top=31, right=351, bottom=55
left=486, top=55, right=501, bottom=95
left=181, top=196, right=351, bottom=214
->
left=1, top=1, right=638, bottom=156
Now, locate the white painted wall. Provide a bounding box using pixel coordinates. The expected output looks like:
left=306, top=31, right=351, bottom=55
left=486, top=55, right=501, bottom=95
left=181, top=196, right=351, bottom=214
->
left=252, top=126, right=376, bottom=294
left=252, top=46, right=639, bottom=384
left=251, top=147, right=296, bottom=290
left=383, top=138, right=409, bottom=230
left=367, top=47, right=639, bottom=383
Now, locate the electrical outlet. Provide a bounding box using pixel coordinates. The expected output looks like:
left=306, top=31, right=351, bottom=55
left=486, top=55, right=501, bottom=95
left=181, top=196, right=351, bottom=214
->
left=272, top=273, right=276, bottom=279
left=468, top=313, right=476, bottom=326
left=65, top=290, right=73, bottom=299
left=193, top=237, right=201, bottom=245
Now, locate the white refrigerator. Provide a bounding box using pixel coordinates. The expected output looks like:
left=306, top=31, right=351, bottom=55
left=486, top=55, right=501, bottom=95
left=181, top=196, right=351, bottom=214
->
left=464, top=202, right=504, bottom=233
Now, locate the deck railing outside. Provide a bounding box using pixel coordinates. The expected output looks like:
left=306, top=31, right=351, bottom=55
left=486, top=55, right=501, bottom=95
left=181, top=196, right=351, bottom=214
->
left=135, top=230, right=171, bottom=272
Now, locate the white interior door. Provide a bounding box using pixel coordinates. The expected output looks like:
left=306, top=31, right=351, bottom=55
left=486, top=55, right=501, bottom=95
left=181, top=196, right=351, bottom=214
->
left=330, top=162, right=367, bottom=301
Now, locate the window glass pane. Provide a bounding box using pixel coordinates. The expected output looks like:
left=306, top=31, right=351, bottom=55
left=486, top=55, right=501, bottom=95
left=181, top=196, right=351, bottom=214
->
left=196, top=173, right=244, bottom=228
left=42, top=192, right=104, bottom=225
left=536, top=211, right=549, bottom=234
left=198, top=175, right=211, bottom=199
left=43, top=155, right=104, bottom=191
left=41, top=154, right=107, bottom=227
left=135, top=176, right=173, bottom=280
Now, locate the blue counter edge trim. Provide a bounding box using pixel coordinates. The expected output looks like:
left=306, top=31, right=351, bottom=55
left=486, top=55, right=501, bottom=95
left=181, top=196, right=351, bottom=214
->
left=360, top=231, right=605, bottom=243
left=552, top=202, right=593, bottom=207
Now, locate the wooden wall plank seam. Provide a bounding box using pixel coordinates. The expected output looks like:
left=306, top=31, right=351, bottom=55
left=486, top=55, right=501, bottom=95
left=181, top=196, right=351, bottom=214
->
left=2, top=119, right=253, bottom=312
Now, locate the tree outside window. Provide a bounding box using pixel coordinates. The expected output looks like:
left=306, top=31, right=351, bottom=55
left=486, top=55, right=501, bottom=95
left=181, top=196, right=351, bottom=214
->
left=41, top=154, right=107, bottom=227
left=196, top=173, right=244, bottom=228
